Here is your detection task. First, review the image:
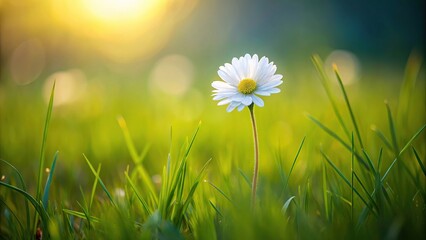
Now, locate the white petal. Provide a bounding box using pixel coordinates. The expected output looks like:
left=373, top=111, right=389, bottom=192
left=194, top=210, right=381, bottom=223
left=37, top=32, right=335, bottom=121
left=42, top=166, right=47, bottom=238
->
left=232, top=57, right=244, bottom=79
left=266, top=88, right=281, bottom=94
left=237, top=104, right=245, bottom=111
left=224, top=63, right=241, bottom=83
left=212, top=81, right=234, bottom=90
left=257, top=64, right=277, bottom=84
left=249, top=54, right=259, bottom=78
left=254, top=90, right=272, bottom=96
left=257, top=80, right=283, bottom=90
left=253, top=57, right=269, bottom=82
left=213, top=92, right=237, bottom=100
left=226, top=102, right=239, bottom=112
left=252, top=94, right=264, bottom=107
left=218, top=68, right=239, bottom=86
left=242, top=95, right=253, bottom=105
left=218, top=98, right=233, bottom=106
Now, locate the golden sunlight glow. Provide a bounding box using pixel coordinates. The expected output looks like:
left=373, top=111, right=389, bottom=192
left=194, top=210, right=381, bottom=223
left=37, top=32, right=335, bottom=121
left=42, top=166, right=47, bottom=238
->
left=50, top=0, right=197, bottom=63
left=83, top=0, right=156, bottom=22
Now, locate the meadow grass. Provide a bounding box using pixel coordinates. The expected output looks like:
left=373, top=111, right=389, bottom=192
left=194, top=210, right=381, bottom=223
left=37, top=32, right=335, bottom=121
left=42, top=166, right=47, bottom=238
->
left=0, top=54, right=425, bottom=239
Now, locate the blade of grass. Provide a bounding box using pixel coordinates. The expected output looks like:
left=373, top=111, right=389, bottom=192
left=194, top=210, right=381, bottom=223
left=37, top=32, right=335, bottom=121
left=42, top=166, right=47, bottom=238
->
left=307, top=114, right=368, bottom=169
left=327, top=191, right=352, bottom=206
left=76, top=201, right=92, bottom=229
left=321, top=150, right=373, bottom=214
left=0, top=159, right=31, bottom=235
left=371, top=126, right=393, bottom=151
left=381, top=124, right=426, bottom=182
left=238, top=168, right=251, bottom=187
left=83, top=154, right=115, bottom=207
left=0, top=181, right=50, bottom=226
left=353, top=172, right=378, bottom=213
left=282, top=196, right=296, bottom=215
left=397, top=51, right=422, bottom=126
left=62, top=209, right=100, bottom=223
left=351, top=134, right=354, bottom=223
left=412, top=147, right=426, bottom=176
left=362, top=150, right=377, bottom=175
left=176, top=158, right=212, bottom=227
left=117, top=115, right=151, bottom=165
left=89, top=164, right=101, bottom=212
left=385, top=101, right=400, bottom=155
left=124, top=170, right=152, bottom=216
left=163, top=123, right=201, bottom=217
left=42, top=151, right=59, bottom=209
left=285, top=137, right=306, bottom=191
left=206, top=181, right=233, bottom=204
left=208, top=200, right=223, bottom=218
left=0, top=199, right=24, bottom=238
left=334, top=66, right=364, bottom=149
left=312, top=55, right=350, bottom=139
left=322, top=162, right=330, bottom=221
left=36, top=81, right=55, bottom=201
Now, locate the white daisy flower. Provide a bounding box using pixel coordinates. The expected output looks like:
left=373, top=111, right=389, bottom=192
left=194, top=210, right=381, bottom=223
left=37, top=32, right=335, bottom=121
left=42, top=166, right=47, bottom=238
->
left=212, top=54, right=283, bottom=112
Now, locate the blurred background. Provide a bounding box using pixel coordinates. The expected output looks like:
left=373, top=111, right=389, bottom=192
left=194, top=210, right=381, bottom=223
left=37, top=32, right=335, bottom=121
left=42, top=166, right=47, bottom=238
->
left=0, top=0, right=425, bottom=186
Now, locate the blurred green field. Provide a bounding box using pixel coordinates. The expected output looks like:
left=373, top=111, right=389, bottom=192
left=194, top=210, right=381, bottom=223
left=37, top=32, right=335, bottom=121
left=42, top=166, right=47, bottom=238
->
left=1, top=52, right=425, bottom=239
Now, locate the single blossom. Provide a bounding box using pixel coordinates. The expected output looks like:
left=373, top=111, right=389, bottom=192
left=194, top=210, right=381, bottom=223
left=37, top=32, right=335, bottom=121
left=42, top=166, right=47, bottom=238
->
left=212, top=54, right=283, bottom=112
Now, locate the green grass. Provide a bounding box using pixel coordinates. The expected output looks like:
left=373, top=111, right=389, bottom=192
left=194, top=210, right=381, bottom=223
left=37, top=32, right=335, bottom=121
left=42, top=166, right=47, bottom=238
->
left=0, top=54, right=425, bottom=239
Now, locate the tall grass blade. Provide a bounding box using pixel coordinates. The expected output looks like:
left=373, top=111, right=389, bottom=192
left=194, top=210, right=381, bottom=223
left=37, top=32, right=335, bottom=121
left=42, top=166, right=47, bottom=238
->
left=1, top=159, right=31, bottom=234
left=164, top=123, right=201, bottom=215
left=312, top=55, right=350, bottom=139
left=321, top=150, right=372, bottom=212
left=322, top=163, right=330, bottom=221
left=62, top=209, right=100, bottom=223
left=36, top=81, right=55, bottom=202
left=307, top=114, right=368, bottom=169
left=351, top=134, right=354, bottom=223
left=381, top=124, right=426, bottom=182
left=385, top=101, right=400, bottom=155
left=238, top=168, right=251, bottom=187
left=83, top=154, right=115, bottom=206
left=0, top=199, right=24, bottom=238
left=206, top=181, right=233, bottom=204
left=352, top=172, right=378, bottom=214
left=397, top=52, right=422, bottom=126
left=0, top=181, right=49, bottom=226
left=285, top=136, right=306, bottom=191
left=412, top=147, right=426, bottom=176
left=334, top=67, right=364, bottom=149
left=89, top=164, right=101, bottom=211
left=117, top=115, right=150, bottom=165
left=282, top=196, right=296, bottom=215
left=176, top=158, right=212, bottom=227
left=208, top=200, right=223, bottom=218
left=371, top=126, right=393, bottom=151
left=125, top=170, right=151, bottom=216
left=42, top=151, right=59, bottom=209
left=362, top=150, right=377, bottom=174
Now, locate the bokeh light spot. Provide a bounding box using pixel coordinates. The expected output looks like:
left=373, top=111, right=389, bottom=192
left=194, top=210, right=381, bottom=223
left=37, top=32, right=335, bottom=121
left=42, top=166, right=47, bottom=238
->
left=43, top=69, right=87, bottom=107
left=10, top=39, right=45, bottom=85
left=325, top=50, right=361, bottom=85
left=149, top=54, right=194, bottom=96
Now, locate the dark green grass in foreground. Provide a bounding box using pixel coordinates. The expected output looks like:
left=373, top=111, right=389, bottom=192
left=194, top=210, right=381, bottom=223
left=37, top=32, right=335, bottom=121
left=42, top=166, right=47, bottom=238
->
left=0, top=55, right=425, bottom=239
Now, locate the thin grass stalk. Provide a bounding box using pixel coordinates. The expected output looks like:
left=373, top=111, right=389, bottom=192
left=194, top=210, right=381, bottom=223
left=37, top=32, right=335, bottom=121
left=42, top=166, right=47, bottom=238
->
left=311, top=55, right=351, bottom=139
left=351, top=134, right=354, bottom=224
left=334, top=66, right=364, bottom=149
left=0, top=159, right=31, bottom=236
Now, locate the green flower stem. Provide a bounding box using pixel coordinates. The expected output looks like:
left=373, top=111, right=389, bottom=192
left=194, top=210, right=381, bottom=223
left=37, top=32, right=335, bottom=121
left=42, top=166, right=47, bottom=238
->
left=248, top=104, right=259, bottom=209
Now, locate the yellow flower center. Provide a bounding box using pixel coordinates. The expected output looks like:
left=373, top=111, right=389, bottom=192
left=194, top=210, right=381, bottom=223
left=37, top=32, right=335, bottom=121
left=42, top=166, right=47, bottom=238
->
left=238, top=78, right=257, bottom=94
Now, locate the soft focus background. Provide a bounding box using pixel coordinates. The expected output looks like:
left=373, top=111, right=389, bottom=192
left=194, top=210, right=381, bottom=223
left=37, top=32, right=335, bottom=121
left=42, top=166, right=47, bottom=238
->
left=0, top=0, right=425, bottom=215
